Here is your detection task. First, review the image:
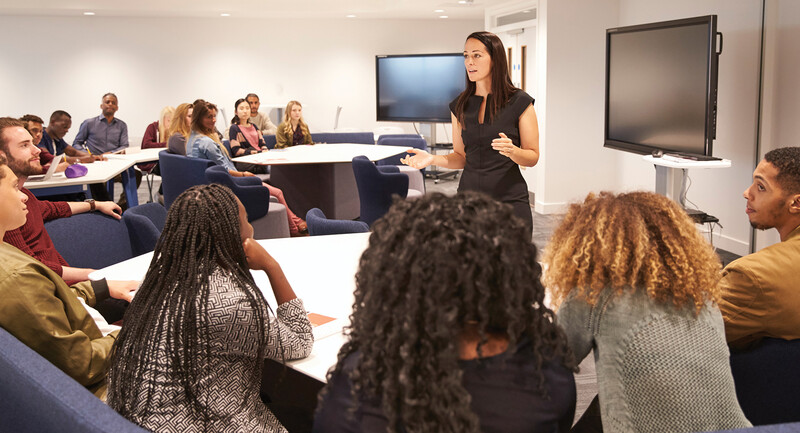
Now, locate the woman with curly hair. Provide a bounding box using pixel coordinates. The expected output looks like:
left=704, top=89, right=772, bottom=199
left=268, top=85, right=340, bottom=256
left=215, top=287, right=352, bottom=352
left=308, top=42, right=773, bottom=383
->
left=544, top=191, right=750, bottom=433
left=314, top=192, right=577, bottom=433
left=107, top=184, right=313, bottom=432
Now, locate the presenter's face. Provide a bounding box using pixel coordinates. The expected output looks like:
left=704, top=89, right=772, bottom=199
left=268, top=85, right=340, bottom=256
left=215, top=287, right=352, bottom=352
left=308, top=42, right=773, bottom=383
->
left=464, top=38, right=492, bottom=83
left=744, top=160, right=789, bottom=230
left=236, top=102, right=251, bottom=122
left=290, top=104, right=302, bottom=121
left=0, top=165, right=28, bottom=232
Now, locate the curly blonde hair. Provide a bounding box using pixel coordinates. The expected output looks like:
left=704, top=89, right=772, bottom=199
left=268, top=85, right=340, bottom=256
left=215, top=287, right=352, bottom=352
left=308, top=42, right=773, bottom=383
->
left=543, top=191, right=721, bottom=312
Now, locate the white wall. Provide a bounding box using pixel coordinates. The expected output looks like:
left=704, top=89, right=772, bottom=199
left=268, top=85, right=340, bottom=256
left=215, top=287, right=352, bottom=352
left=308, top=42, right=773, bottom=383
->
left=534, top=0, right=766, bottom=256
left=534, top=0, right=621, bottom=214
left=0, top=16, right=480, bottom=144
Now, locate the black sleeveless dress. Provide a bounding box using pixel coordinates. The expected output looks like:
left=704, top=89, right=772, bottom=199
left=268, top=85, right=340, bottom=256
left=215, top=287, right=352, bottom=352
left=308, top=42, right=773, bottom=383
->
left=449, top=91, right=534, bottom=236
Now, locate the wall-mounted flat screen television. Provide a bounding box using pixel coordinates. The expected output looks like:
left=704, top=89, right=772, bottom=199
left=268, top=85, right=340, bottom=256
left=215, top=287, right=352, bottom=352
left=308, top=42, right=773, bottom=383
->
left=604, top=15, right=721, bottom=158
left=376, top=54, right=465, bottom=123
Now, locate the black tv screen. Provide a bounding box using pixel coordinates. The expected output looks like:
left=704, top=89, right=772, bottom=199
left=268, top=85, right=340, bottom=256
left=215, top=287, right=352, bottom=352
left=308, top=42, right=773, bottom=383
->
left=605, top=15, right=720, bottom=157
left=376, top=54, right=465, bottom=122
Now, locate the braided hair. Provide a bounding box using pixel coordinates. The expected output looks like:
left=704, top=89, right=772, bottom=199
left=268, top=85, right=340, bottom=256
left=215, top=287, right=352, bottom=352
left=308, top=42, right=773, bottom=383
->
left=327, top=192, right=575, bottom=432
left=108, top=184, right=273, bottom=424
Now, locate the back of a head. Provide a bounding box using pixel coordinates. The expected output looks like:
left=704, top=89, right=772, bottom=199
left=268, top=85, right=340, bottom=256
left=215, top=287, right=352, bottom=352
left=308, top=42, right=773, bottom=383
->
left=338, top=192, right=565, bottom=432
left=108, top=184, right=268, bottom=418
left=544, top=191, right=721, bottom=311
left=764, top=146, right=800, bottom=194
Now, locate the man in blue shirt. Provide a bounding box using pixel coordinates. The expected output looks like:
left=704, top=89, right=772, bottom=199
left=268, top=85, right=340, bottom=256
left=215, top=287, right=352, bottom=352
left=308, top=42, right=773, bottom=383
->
left=73, top=93, right=139, bottom=206
left=73, top=93, right=129, bottom=154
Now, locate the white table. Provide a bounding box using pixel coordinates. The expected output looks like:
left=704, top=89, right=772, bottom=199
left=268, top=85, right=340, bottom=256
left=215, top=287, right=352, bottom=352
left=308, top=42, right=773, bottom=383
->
left=89, top=232, right=370, bottom=382
left=234, top=143, right=407, bottom=219
left=24, top=158, right=137, bottom=203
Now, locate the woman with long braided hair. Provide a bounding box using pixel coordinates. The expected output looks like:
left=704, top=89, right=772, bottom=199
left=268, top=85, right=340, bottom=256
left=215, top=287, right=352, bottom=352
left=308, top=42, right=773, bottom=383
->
left=314, top=192, right=577, bottom=433
left=108, top=184, right=313, bottom=432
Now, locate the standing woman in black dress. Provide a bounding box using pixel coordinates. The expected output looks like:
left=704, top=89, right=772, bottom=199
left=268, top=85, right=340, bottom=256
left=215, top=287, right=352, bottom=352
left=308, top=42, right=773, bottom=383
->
left=402, top=31, right=539, bottom=235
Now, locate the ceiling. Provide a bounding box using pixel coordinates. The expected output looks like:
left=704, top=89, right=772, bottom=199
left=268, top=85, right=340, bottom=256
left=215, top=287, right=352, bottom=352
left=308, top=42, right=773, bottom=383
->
left=0, top=0, right=508, bottom=20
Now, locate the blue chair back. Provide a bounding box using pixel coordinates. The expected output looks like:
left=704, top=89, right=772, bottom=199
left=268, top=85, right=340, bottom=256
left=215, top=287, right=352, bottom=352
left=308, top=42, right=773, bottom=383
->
left=0, top=327, right=147, bottom=433
left=122, top=203, right=167, bottom=256
left=263, top=134, right=277, bottom=149
left=44, top=213, right=133, bottom=269
left=376, top=136, right=428, bottom=167
left=159, top=151, right=213, bottom=210
left=312, top=132, right=374, bottom=144
left=306, top=208, right=369, bottom=236
left=205, top=166, right=270, bottom=221
left=729, top=338, right=800, bottom=425
left=352, top=155, right=409, bottom=226
left=222, top=139, right=232, bottom=154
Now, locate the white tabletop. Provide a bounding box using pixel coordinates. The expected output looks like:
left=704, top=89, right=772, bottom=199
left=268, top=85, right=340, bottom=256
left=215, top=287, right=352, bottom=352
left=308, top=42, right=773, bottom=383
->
left=89, top=232, right=370, bottom=382
left=642, top=154, right=732, bottom=169
left=103, top=147, right=163, bottom=164
left=233, top=143, right=407, bottom=166
left=24, top=158, right=136, bottom=190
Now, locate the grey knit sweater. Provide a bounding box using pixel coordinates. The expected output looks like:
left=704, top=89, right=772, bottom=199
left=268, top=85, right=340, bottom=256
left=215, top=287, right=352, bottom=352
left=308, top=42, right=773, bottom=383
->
left=557, top=288, right=751, bottom=433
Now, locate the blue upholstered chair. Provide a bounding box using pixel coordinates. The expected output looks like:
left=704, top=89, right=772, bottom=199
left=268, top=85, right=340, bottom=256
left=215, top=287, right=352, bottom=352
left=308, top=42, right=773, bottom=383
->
left=222, top=139, right=233, bottom=155
left=158, top=151, right=213, bottom=210
left=205, top=166, right=290, bottom=239
left=122, top=203, right=167, bottom=256
left=376, top=135, right=428, bottom=192
left=263, top=134, right=277, bottom=149
left=729, top=338, right=800, bottom=425
left=44, top=213, right=134, bottom=269
left=312, top=132, right=374, bottom=144
left=352, top=155, right=421, bottom=226
left=0, top=327, right=147, bottom=433
left=306, top=208, right=369, bottom=236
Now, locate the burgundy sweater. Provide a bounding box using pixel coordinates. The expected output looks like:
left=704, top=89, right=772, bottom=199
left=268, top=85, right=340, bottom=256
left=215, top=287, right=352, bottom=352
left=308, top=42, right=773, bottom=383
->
left=3, top=189, right=76, bottom=284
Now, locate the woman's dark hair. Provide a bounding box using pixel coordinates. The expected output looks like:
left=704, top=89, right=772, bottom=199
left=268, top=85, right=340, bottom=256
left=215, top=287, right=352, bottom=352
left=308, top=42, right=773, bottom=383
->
left=453, top=31, right=517, bottom=126
left=231, top=98, right=251, bottom=125
left=108, top=184, right=273, bottom=425
left=327, top=192, right=574, bottom=432
left=190, top=101, right=217, bottom=137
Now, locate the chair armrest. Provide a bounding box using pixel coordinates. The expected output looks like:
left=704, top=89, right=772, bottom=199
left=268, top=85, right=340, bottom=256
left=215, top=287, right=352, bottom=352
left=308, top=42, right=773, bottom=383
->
left=377, top=166, right=400, bottom=174
left=234, top=176, right=263, bottom=186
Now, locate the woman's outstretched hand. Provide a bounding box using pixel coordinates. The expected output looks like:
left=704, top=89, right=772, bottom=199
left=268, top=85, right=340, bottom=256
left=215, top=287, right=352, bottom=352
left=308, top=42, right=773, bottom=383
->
left=400, top=148, right=435, bottom=169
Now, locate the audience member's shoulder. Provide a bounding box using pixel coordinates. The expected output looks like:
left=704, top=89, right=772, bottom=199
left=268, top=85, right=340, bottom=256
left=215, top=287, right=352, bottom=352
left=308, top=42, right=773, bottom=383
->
left=0, top=243, right=49, bottom=282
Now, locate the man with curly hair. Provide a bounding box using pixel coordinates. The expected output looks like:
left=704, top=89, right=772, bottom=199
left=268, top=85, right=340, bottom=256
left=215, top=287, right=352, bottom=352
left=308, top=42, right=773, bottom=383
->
left=719, top=146, right=800, bottom=349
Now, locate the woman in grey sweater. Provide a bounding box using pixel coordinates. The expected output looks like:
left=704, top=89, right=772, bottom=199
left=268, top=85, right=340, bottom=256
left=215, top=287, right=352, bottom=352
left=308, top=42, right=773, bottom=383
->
left=544, top=191, right=751, bottom=433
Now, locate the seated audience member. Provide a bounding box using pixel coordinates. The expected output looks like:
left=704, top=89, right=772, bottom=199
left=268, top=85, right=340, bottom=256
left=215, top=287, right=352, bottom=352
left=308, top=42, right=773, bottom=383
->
left=188, top=102, right=307, bottom=235
left=276, top=100, right=313, bottom=148
left=20, top=114, right=64, bottom=172
left=544, top=191, right=751, bottom=432
left=247, top=93, right=278, bottom=135
left=74, top=93, right=139, bottom=205
left=0, top=118, right=130, bottom=283
left=230, top=98, right=268, bottom=174
left=166, top=102, right=193, bottom=155
left=315, top=192, right=577, bottom=432
left=39, top=110, right=99, bottom=164
left=0, top=153, right=135, bottom=399
left=719, top=146, right=800, bottom=349
left=140, top=105, right=174, bottom=168
left=108, top=184, right=313, bottom=432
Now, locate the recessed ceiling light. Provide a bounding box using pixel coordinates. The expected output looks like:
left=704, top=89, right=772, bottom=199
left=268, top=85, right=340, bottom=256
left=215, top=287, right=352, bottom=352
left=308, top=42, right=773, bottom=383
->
left=439, top=15, right=449, bottom=19
left=220, top=13, right=230, bottom=17
left=83, top=11, right=95, bottom=16
left=434, top=9, right=444, bottom=12
left=346, top=14, right=357, bottom=18
left=522, top=10, right=531, bottom=13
